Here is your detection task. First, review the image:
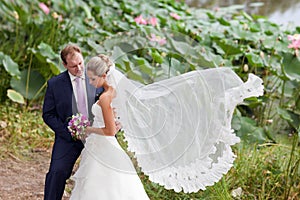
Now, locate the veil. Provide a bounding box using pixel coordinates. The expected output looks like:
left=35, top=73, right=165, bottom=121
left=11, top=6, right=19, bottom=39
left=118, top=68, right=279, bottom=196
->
left=106, top=65, right=264, bottom=193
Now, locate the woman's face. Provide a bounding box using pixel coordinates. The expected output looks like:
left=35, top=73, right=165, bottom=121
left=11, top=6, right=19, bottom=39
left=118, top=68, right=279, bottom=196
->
left=87, top=70, right=103, bottom=88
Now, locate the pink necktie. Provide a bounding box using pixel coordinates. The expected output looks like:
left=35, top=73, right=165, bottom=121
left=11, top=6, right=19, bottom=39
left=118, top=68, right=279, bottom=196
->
left=75, top=77, right=88, bottom=117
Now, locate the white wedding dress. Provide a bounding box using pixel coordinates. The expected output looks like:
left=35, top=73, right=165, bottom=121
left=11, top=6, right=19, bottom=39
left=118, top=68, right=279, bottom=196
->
left=71, top=66, right=264, bottom=196
left=70, top=102, right=150, bottom=200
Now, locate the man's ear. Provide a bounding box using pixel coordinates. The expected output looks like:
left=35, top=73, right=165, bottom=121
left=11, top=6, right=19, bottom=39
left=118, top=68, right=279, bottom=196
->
left=102, top=73, right=107, bottom=79
left=63, top=62, right=67, bottom=68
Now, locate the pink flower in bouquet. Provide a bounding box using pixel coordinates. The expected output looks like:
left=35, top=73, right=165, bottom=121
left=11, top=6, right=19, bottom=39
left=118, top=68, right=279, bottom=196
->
left=68, top=113, right=90, bottom=140
left=39, top=2, right=50, bottom=15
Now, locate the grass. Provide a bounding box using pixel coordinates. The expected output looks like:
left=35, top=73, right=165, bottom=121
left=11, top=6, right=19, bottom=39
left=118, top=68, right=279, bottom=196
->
left=0, top=102, right=299, bottom=199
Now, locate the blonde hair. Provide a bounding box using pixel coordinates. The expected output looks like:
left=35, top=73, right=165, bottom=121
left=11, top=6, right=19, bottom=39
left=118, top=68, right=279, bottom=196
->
left=86, top=54, right=113, bottom=76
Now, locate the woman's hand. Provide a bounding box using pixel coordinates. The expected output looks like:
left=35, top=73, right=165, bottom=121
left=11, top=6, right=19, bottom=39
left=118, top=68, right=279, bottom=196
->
left=85, top=126, right=93, bottom=135
left=85, top=126, right=105, bottom=136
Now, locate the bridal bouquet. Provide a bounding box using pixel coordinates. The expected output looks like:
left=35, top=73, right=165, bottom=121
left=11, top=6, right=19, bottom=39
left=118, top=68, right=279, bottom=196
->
left=68, top=113, right=90, bottom=140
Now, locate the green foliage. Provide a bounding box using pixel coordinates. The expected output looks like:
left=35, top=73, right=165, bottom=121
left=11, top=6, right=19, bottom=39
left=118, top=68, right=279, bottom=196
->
left=0, top=102, right=53, bottom=158
left=232, top=141, right=300, bottom=199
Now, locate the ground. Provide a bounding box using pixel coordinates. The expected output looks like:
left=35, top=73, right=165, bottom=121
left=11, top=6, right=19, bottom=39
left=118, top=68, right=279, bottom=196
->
left=0, top=149, right=75, bottom=200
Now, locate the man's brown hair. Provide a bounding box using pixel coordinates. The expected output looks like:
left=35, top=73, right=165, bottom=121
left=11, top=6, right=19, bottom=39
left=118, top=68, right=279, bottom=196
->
left=60, top=44, right=81, bottom=65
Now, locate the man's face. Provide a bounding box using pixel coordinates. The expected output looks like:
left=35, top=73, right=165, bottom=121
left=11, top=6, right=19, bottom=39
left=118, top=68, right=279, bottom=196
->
left=63, top=52, right=84, bottom=77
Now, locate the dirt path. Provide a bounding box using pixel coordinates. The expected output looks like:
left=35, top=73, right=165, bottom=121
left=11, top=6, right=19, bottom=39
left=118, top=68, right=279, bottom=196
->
left=0, top=150, right=74, bottom=200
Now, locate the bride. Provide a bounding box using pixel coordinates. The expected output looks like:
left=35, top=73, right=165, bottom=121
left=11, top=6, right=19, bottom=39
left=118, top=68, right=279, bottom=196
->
left=70, top=54, right=264, bottom=199
left=69, top=54, right=149, bottom=199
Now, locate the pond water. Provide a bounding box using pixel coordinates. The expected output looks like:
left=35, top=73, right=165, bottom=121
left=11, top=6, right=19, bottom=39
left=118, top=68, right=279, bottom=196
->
left=186, top=0, right=300, bottom=29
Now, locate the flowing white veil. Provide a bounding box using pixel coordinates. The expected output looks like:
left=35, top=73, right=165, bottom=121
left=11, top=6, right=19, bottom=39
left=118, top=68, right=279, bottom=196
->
left=106, top=65, right=264, bottom=193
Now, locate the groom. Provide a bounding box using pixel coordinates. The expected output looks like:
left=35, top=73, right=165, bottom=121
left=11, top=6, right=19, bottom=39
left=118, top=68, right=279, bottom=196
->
left=42, top=44, right=102, bottom=200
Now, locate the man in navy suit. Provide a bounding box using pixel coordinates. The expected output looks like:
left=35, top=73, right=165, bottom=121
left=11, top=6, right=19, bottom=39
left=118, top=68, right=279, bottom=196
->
left=42, top=44, right=102, bottom=200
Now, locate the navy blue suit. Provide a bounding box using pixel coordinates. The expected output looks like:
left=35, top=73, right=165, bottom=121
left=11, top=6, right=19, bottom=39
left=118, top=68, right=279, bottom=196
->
left=42, top=70, right=102, bottom=200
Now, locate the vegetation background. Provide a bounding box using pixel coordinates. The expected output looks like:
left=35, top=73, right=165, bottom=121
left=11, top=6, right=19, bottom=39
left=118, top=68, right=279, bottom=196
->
left=0, top=0, right=299, bottom=199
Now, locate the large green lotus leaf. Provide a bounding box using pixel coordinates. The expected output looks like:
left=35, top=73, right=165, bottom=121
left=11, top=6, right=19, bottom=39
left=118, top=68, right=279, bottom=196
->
left=215, top=39, right=242, bottom=56
left=161, top=57, right=188, bottom=77
left=217, top=17, right=231, bottom=26
left=10, top=69, right=45, bottom=100
left=87, top=39, right=105, bottom=53
left=151, top=50, right=164, bottom=64
left=228, top=25, right=259, bottom=41
left=37, top=42, right=58, bottom=60
left=126, top=69, right=145, bottom=84
left=77, top=0, right=92, bottom=19
left=258, top=20, right=280, bottom=36
left=282, top=52, right=300, bottom=81
left=245, top=52, right=264, bottom=67
left=0, top=52, right=21, bottom=77
left=170, top=39, right=197, bottom=57
left=111, top=46, right=128, bottom=65
left=277, top=107, right=300, bottom=129
left=29, top=43, right=63, bottom=75
left=7, top=89, right=25, bottom=104
left=132, top=55, right=154, bottom=76
left=170, top=40, right=218, bottom=67
left=262, top=35, right=289, bottom=53
left=233, top=115, right=267, bottom=144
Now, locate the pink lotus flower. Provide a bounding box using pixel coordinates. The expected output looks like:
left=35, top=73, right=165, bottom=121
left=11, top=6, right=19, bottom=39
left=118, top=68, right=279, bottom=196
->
left=39, top=2, right=50, bottom=15
left=288, top=40, right=300, bottom=50
left=149, top=34, right=167, bottom=45
left=170, top=12, right=180, bottom=20
left=288, top=34, right=300, bottom=41
left=287, top=34, right=300, bottom=50
left=148, top=17, right=158, bottom=26
left=134, top=15, right=147, bottom=25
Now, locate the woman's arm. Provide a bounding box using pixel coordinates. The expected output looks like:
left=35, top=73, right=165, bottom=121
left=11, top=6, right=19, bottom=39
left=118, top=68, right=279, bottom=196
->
left=85, top=93, right=116, bottom=136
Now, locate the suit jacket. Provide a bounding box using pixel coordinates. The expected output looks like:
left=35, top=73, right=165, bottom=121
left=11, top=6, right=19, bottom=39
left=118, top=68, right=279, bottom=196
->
left=42, top=70, right=101, bottom=159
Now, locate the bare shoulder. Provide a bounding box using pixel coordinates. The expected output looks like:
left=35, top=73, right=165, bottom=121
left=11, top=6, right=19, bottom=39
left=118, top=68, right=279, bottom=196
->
left=97, top=87, right=115, bottom=107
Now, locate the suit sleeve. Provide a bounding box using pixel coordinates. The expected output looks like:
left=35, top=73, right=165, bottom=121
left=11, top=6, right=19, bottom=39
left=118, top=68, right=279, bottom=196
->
left=42, top=80, right=72, bottom=141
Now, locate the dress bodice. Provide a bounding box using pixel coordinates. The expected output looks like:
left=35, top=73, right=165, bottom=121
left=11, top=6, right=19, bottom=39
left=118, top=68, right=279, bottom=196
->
left=91, top=102, right=105, bottom=128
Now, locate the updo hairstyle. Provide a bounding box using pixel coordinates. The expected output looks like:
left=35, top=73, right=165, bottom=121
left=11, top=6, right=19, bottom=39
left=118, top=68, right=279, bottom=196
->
left=86, top=54, right=113, bottom=76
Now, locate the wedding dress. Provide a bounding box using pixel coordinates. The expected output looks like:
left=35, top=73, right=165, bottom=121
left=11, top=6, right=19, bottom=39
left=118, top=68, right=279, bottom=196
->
left=70, top=102, right=150, bottom=200
left=71, top=66, right=264, bottom=196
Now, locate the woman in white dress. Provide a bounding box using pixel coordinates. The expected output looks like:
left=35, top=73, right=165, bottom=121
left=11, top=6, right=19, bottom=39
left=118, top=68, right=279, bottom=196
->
left=70, top=55, right=150, bottom=200
left=70, top=54, right=264, bottom=198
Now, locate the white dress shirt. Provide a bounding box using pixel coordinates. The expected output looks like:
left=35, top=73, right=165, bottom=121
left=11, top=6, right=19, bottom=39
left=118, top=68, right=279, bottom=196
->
left=69, top=72, right=89, bottom=116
